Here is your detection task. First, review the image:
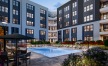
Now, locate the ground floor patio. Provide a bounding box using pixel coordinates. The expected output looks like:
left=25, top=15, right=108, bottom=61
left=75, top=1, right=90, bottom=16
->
left=21, top=51, right=68, bottom=66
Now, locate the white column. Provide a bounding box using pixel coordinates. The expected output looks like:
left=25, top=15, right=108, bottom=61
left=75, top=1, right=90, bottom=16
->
left=69, top=28, right=71, bottom=41
left=61, top=30, right=63, bottom=42
left=77, top=25, right=83, bottom=40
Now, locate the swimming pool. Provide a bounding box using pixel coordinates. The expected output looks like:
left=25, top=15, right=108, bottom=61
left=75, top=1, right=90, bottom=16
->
left=28, top=47, right=82, bottom=57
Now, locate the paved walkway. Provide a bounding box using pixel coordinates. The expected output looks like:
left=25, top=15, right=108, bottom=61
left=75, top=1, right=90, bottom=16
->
left=21, top=52, right=68, bottom=66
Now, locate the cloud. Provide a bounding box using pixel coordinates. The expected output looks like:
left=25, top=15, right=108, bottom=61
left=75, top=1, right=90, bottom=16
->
left=54, top=2, right=62, bottom=8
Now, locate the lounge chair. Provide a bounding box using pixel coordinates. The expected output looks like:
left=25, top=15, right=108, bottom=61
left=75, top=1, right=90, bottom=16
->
left=19, top=52, right=31, bottom=66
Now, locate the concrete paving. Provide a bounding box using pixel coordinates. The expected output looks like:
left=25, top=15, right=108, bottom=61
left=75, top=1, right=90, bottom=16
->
left=21, top=52, right=68, bottom=66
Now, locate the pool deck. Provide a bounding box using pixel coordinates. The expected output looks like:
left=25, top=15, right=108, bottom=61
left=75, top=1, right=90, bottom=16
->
left=21, top=52, right=69, bottom=66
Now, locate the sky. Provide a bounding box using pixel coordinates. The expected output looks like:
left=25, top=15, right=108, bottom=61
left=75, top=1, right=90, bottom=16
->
left=30, top=0, right=70, bottom=11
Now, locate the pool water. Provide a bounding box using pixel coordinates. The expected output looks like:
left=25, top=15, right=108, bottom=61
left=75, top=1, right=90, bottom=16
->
left=28, top=47, right=82, bottom=57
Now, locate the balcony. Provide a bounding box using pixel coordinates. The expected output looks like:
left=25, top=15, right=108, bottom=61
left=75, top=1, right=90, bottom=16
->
left=100, top=6, right=108, bottom=13
left=48, top=37, right=57, bottom=39
left=100, top=29, right=108, bottom=35
left=48, top=23, right=57, bottom=26
left=100, top=0, right=108, bottom=2
left=99, top=19, right=108, bottom=24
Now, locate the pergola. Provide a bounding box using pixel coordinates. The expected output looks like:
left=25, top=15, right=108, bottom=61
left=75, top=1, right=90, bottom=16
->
left=0, top=33, right=34, bottom=66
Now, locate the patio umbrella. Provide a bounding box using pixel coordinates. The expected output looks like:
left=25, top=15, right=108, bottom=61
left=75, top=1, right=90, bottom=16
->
left=0, top=33, right=34, bottom=66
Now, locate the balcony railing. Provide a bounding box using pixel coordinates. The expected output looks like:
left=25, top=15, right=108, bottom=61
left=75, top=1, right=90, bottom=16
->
left=100, top=29, right=108, bottom=32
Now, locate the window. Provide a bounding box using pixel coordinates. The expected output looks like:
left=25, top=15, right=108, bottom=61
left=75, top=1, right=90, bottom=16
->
left=67, top=6, right=69, bottom=10
left=75, top=11, right=77, bottom=16
left=65, top=14, right=69, bottom=18
left=90, top=4, right=93, bottom=10
left=31, top=6, right=33, bottom=10
left=84, top=17, right=86, bottom=22
left=73, top=12, right=75, bottom=16
left=73, top=2, right=77, bottom=8
left=40, top=9, right=46, bottom=14
left=27, top=29, right=34, bottom=34
left=5, top=0, right=8, bottom=3
left=73, top=19, right=77, bottom=25
left=13, top=18, right=18, bottom=24
left=40, top=30, right=45, bottom=35
left=103, top=14, right=107, bottom=19
left=66, top=29, right=69, bottom=34
left=66, top=22, right=69, bottom=26
left=27, top=4, right=34, bottom=10
left=84, top=25, right=93, bottom=32
left=59, top=17, right=62, bottom=21
left=2, top=6, right=4, bottom=12
left=75, top=2, right=77, bottom=7
left=84, top=7, right=86, bottom=12
left=72, top=28, right=76, bottom=33
left=90, top=15, right=93, bottom=20
left=27, top=13, right=29, bottom=17
left=72, top=3, right=74, bottom=8
left=16, top=2, right=18, bottom=6
left=72, top=38, right=76, bottom=41
left=84, top=36, right=93, bottom=41
left=27, top=21, right=34, bottom=26
left=13, top=1, right=15, bottom=5
left=31, top=14, right=33, bottom=18
left=87, top=16, right=89, bottom=21
left=64, top=6, right=69, bottom=11
left=5, top=7, right=8, bottom=13
left=59, top=10, right=62, bottom=14
left=40, top=16, right=45, bottom=20
left=13, top=9, right=15, bottom=14
left=16, top=10, right=18, bottom=15
left=87, top=6, right=89, bottom=11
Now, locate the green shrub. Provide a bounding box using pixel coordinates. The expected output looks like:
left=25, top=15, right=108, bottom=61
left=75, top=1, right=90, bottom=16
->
left=62, top=47, right=108, bottom=66
left=96, top=40, right=102, bottom=45
left=104, top=39, right=108, bottom=47
left=55, top=41, right=60, bottom=44
left=31, top=40, right=36, bottom=44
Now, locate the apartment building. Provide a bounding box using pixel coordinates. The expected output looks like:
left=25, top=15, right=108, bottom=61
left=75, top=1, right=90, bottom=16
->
left=57, top=0, right=108, bottom=42
left=48, top=12, right=57, bottom=43
left=0, top=0, right=48, bottom=41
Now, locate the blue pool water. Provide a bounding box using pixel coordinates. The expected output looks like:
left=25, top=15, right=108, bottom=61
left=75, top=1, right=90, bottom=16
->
left=28, top=47, right=82, bottom=57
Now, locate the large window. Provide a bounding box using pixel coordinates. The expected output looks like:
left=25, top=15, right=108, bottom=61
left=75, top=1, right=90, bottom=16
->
left=40, top=9, right=46, bottom=28
left=26, top=29, right=34, bottom=34
left=72, top=19, right=77, bottom=25
left=27, top=13, right=33, bottom=18
left=65, top=22, right=69, bottom=26
left=84, top=36, right=93, bottom=41
left=27, top=4, right=34, bottom=10
left=59, top=10, right=62, bottom=14
left=66, top=29, right=69, bottom=34
left=65, top=14, right=69, bottom=19
left=84, top=14, right=93, bottom=22
left=40, top=30, right=46, bottom=35
left=64, top=6, right=69, bottom=12
left=72, top=28, right=77, bottom=33
left=84, top=25, right=93, bottom=32
left=101, top=13, right=108, bottom=20
left=26, top=4, right=35, bottom=26
left=72, top=2, right=77, bottom=8
left=13, top=0, right=18, bottom=6
left=13, top=9, right=18, bottom=15
left=40, top=9, right=46, bottom=14
left=11, top=27, right=19, bottom=34
left=84, top=4, right=93, bottom=12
